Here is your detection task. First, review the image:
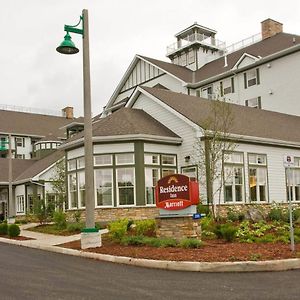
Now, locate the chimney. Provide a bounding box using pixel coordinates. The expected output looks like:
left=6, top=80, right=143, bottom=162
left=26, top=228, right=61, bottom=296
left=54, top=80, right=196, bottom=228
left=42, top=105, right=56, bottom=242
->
left=261, top=18, right=283, bottom=39
left=62, top=106, right=74, bottom=119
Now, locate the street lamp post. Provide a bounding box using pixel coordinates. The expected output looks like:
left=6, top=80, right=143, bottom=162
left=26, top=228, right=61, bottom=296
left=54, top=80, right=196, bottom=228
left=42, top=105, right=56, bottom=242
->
left=57, top=9, right=100, bottom=248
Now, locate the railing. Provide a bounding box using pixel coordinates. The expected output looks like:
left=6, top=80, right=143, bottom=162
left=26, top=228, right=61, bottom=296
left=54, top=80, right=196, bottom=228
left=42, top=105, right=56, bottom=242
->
left=0, top=104, right=62, bottom=117
left=167, top=33, right=225, bottom=55
left=224, top=33, right=262, bottom=54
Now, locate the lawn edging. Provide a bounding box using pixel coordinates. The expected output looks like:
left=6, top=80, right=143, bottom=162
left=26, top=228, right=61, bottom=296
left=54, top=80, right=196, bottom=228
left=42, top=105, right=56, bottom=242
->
left=1, top=237, right=300, bottom=272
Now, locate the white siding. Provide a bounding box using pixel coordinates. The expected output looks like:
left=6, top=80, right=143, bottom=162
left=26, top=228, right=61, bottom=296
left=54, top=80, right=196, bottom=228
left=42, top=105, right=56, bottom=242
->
left=132, top=93, right=198, bottom=169
left=94, top=143, right=134, bottom=154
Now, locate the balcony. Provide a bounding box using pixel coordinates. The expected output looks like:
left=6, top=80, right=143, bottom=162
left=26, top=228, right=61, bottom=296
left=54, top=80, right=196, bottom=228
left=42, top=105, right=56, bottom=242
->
left=167, top=33, right=225, bottom=56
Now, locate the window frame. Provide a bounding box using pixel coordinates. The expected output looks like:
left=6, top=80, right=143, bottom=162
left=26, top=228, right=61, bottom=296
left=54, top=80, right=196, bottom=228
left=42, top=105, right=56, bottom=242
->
left=116, top=167, right=136, bottom=207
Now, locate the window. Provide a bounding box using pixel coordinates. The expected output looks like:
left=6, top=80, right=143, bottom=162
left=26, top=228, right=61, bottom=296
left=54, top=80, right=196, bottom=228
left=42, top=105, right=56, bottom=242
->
left=78, top=172, right=85, bottom=208
left=188, top=49, right=195, bottom=64
left=68, top=159, right=76, bottom=171
left=286, top=160, right=300, bottom=201
left=244, top=68, right=260, bottom=88
left=52, top=143, right=57, bottom=149
left=224, top=152, right=244, bottom=203
left=16, top=137, right=25, bottom=147
left=94, top=154, right=112, bottom=166
left=180, top=52, right=187, bottom=66
left=46, top=143, right=51, bottom=149
left=16, top=196, right=25, bottom=213
left=77, top=157, right=85, bottom=169
left=248, top=154, right=268, bottom=202
left=222, top=78, right=234, bottom=95
left=117, top=168, right=135, bottom=206
left=145, top=168, right=160, bottom=205
left=95, top=169, right=113, bottom=206
left=116, top=153, right=134, bottom=165
left=161, top=154, right=176, bottom=166
left=245, top=97, right=261, bottom=109
left=162, top=168, right=176, bottom=178
left=201, top=86, right=213, bottom=99
left=144, top=154, right=159, bottom=165
left=16, top=154, right=25, bottom=159
left=181, top=166, right=197, bottom=179
left=27, top=194, right=34, bottom=214
left=41, top=143, right=46, bottom=149
left=68, top=173, right=77, bottom=208
left=35, top=144, right=40, bottom=151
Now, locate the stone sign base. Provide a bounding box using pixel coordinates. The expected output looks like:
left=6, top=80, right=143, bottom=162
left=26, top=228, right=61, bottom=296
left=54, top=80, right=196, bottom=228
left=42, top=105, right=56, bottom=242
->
left=156, top=216, right=201, bottom=241
left=81, top=230, right=101, bottom=249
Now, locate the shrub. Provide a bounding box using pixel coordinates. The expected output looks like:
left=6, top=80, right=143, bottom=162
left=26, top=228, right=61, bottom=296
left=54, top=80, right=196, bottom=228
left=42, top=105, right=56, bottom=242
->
left=197, top=204, right=210, bottom=216
left=0, top=223, right=8, bottom=235
left=108, top=219, right=129, bottom=241
left=73, top=210, right=82, bottom=223
left=179, top=238, right=202, bottom=248
left=135, top=219, right=156, bottom=236
left=8, top=224, right=20, bottom=237
left=256, top=233, right=276, bottom=243
left=220, top=224, right=237, bottom=242
left=53, top=210, right=67, bottom=229
left=67, top=222, right=85, bottom=233
left=121, top=235, right=145, bottom=246
left=268, top=207, right=283, bottom=221
left=213, top=224, right=223, bottom=239
left=227, top=208, right=239, bottom=222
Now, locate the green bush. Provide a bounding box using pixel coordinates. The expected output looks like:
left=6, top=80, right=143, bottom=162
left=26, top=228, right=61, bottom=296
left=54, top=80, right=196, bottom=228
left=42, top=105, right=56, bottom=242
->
left=135, top=219, right=156, bottom=236
left=268, top=208, right=283, bottom=221
left=53, top=210, right=67, bottom=229
left=179, top=238, right=202, bottom=248
left=73, top=210, right=82, bottom=223
left=256, top=233, right=276, bottom=243
left=220, top=224, right=237, bottom=242
left=0, top=223, right=8, bottom=235
left=197, top=204, right=210, bottom=216
left=121, top=235, right=145, bottom=246
left=108, top=219, right=129, bottom=241
left=8, top=224, right=20, bottom=237
left=67, top=222, right=85, bottom=233
left=227, top=208, right=239, bottom=222
left=213, top=224, right=223, bottom=239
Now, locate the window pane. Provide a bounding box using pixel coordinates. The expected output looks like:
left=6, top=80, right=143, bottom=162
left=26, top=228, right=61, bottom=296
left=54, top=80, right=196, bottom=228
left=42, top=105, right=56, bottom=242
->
left=181, top=167, right=197, bottom=179
left=77, top=157, right=85, bottom=169
left=145, top=168, right=159, bottom=205
left=249, top=168, right=257, bottom=201
left=94, top=154, right=112, bottom=166
left=161, top=155, right=176, bottom=166
left=68, top=159, right=76, bottom=171
left=117, top=168, right=134, bottom=205
left=68, top=173, right=77, bottom=208
left=116, top=153, right=134, bottom=165
left=225, top=186, right=233, bottom=202
left=95, top=169, right=113, bottom=206
left=78, top=172, right=85, bottom=207
left=162, top=169, right=176, bottom=178
left=144, top=154, right=159, bottom=165
left=235, top=186, right=243, bottom=202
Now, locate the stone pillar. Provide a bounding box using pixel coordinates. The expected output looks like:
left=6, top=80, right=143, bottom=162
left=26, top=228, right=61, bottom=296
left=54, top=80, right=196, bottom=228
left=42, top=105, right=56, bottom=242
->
left=156, top=216, right=201, bottom=241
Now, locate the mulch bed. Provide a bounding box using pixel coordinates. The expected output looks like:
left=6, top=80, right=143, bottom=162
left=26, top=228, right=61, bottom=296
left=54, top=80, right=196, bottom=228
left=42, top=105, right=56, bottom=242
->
left=0, top=235, right=34, bottom=241
left=58, top=237, right=300, bottom=262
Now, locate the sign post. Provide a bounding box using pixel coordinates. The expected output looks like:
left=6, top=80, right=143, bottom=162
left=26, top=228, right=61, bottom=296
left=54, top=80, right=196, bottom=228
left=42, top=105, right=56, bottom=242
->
left=283, top=155, right=295, bottom=252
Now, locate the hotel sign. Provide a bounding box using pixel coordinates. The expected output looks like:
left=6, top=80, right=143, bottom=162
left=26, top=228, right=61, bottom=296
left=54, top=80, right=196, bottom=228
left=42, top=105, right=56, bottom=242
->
left=155, top=174, right=199, bottom=210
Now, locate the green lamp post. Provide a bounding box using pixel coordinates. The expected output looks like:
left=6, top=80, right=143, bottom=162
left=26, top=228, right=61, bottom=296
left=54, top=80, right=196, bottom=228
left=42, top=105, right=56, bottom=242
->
left=57, top=9, right=100, bottom=248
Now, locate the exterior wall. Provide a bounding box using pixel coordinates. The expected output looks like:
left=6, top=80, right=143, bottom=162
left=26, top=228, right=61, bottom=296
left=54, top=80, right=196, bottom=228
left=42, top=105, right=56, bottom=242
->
left=115, top=73, right=187, bottom=104
left=132, top=93, right=199, bottom=168
left=194, top=51, right=300, bottom=116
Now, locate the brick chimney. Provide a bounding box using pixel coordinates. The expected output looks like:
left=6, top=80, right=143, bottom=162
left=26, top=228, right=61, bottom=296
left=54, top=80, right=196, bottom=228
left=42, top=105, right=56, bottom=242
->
left=261, top=18, right=283, bottom=39
left=62, top=106, right=74, bottom=119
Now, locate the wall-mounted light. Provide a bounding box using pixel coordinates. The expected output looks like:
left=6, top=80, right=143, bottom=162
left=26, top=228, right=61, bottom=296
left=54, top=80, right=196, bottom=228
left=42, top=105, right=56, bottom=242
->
left=184, top=155, right=191, bottom=162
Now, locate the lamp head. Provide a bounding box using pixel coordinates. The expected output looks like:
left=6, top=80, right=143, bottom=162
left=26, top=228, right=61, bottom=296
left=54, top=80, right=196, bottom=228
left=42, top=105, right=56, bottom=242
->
left=56, top=32, right=79, bottom=55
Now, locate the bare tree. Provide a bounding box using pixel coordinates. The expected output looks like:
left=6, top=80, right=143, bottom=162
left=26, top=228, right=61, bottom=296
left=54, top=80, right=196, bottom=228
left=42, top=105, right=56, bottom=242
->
left=193, top=97, right=235, bottom=219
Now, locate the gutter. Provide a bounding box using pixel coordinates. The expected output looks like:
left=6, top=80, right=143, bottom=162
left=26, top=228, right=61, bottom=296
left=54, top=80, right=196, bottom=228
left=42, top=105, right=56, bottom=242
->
left=186, top=43, right=300, bottom=89
left=60, top=134, right=182, bottom=150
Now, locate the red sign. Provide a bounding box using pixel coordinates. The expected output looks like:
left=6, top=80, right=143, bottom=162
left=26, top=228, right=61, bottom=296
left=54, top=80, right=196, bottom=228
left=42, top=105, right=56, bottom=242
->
left=155, top=174, right=199, bottom=210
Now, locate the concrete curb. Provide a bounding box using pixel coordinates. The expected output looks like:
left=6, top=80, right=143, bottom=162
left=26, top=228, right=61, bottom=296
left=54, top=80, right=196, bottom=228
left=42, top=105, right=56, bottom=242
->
left=1, top=237, right=300, bottom=272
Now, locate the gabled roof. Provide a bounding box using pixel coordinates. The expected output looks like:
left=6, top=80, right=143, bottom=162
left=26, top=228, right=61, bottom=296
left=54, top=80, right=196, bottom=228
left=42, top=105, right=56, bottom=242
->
left=63, top=107, right=180, bottom=148
left=0, top=109, right=77, bottom=139
left=139, top=87, right=300, bottom=144
left=0, top=158, right=35, bottom=183
left=15, top=150, right=64, bottom=182
left=194, top=32, right=300, bottom=82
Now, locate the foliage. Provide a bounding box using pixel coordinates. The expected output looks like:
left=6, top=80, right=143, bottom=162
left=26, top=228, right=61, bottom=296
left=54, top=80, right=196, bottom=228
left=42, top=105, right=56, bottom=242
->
left=256, top=233, right=276, bottom=243
left=135, top=219, right=156, bottom=236
left=121, top=235, right=145, bottom=246
left=33, top=196, right=52, bottom=225
left=179, top=238, right=202, bottom=248
left=213, top=224, right=223, bottom=239
left=8, top=224, right=20, bottom=237
left=67, top=222, right=85, bottom=233
left=268, top=207, right=283, bottom=221
left=0, top=223, right=8, bottom=235
left=108, top=219, right=129, bottom=241
left=53, top=210, right=67, bottom=229
left=50, top=160, right=66, bottom=209
left=197, top=204, right=210, bottom=216
left=249, top=253, right=262, bottom=261
left=226, top=207, right=245, bottom=222
left=73, top=210, right=82, bottom=223
left=220, top=224, right=237, bottom=242
left=193, top=96, right=235, bottom=219
left=120, top=235, right=178, bottom=248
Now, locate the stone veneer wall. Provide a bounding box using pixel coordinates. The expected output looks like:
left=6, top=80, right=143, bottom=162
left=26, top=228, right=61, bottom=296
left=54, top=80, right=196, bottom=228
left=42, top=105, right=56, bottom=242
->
left=67, top=207, right=159, bottom=223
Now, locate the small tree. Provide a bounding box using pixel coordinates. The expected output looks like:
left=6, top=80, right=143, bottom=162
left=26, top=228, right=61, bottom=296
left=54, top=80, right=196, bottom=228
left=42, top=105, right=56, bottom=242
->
left=194, top=96, right=235, bottom=219
left=50, top=160, right=67, bottom=211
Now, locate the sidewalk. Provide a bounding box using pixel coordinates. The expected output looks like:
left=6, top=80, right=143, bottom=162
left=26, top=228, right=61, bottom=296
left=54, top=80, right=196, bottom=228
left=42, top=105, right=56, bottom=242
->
left=1, top=223, right=300, bottom=272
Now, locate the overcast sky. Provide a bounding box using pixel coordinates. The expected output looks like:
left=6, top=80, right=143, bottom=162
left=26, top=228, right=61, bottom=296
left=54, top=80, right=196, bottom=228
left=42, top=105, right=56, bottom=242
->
left=1, top=0, right=299, bottom=117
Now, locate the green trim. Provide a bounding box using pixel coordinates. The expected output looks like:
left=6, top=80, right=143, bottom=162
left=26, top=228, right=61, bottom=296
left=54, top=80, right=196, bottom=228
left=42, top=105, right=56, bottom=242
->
left=81, top=228, right=99, bottom=233
left=134, top=142, right=145, bottom=206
